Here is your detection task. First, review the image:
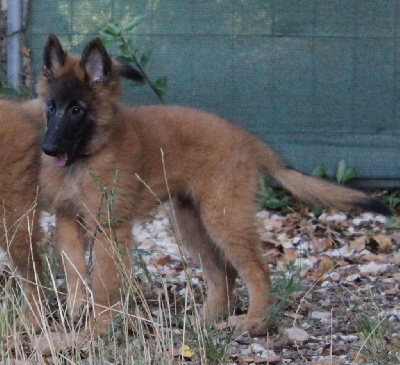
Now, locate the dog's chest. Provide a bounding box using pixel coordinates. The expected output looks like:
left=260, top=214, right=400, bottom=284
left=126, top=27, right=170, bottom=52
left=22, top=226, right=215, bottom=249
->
left=49, top=165, right=99, bottom=213
left=62, top=171, right=84, bottom=201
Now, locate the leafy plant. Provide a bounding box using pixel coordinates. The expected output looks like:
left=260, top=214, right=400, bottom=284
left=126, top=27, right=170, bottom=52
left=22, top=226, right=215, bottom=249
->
left=266, top=260, right=306, bottom=323
left=99, top=17, right=167, bottom=103
left=354, top=311, right=400, bottom=364
left=382, top=190, right=400, bottom=211
left=0, top=82, right=30, bottom=99
left=257, top=174, right=291, bottom=213
left=382, top=190, right=400, bottom=228
left=335, top=159, right=357, bottom=184
left=176, top=315, right=232, bottom=364
left=312, top=162, right=329, bottom=180
left=313, top=159, right=357, bottom=185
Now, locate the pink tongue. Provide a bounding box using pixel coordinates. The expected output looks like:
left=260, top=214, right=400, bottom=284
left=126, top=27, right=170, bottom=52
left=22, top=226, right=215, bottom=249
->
left=54, top=154, right=68, bottom=168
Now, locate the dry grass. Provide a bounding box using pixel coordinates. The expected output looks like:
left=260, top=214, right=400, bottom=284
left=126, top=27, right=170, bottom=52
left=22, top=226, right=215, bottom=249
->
left=0, top=184, right=398, bottom=364
left=0, top=200, right=235, bottom=364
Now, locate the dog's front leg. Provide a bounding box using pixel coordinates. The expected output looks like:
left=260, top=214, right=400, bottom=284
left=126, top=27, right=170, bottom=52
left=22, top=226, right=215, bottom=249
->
left=7, top=219, right=44, bottom=333
left=56, top=214, right=91, bottom=326
left=89, top=221, right=133, bottom=335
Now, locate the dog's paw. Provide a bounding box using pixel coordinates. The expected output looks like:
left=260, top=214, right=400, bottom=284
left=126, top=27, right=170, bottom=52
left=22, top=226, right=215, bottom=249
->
left=67, top=295, right=90, bottom=329
left=234, top=317, right=270, bottom=338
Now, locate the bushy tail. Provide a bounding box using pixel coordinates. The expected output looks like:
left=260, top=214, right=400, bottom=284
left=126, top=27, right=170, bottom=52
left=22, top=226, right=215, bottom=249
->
left=255, top=141, right=390, bottom=215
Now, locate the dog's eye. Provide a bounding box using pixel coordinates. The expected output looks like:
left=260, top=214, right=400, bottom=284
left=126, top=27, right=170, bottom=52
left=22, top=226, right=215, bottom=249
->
left=71, top=106, right=81, bottom=115
left=48, top=104, right=55, bottom=113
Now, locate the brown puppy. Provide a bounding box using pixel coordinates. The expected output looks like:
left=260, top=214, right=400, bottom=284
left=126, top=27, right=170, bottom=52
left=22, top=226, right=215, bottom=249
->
left=0, top=98, right=44, bottom=330
left=38, top=35, right=389, bottom=336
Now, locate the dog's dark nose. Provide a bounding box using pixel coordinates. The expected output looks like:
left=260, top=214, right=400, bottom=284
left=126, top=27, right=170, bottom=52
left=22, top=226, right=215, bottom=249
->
left=42, top=143, right=59, bottom=156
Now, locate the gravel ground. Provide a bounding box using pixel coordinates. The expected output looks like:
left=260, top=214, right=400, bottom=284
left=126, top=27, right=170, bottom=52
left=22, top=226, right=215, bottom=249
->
left=4, top=203, right=398, bottom=364
left=130, top=204, right=400, bottom=364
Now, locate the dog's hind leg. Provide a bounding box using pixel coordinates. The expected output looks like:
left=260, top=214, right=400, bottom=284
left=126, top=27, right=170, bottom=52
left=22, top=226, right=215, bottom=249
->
left=194, top=168, right=274, bottom=337
left=173, top=197, right=238, bottom=324
left=200, top=207, right=273, bottom=336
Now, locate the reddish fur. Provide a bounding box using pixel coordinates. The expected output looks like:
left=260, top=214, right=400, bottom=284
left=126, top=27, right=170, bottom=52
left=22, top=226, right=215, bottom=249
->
left=0, top=98, right=44, bottom=330
left=38, top=42, right=388, bottom=336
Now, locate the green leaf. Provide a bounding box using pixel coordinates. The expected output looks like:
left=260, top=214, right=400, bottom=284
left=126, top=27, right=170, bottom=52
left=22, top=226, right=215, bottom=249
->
left=336, top=159, right=347, bottom=184
left=312, top=163, right=328, bottom=179
left=154, top=76, right=167, bottom=93
left=99, top=31, right=114, bottom=40
left=116, top=55, right=135, bottom=64
left=119, top=42, right=133, bottom=57
left=126, top=38, right=137, bottom=50
left=103, top=22, right=122, bottom=36
left=104, top=22, right=122, bottom=36
left=99, top=32, right=117, bottom=48
left=265, top=198, right=283, bottom=210
left=335, top=159, right=357, bottom=184
left=124, top=15, right=147, bottom=32
left=140, top=49, right=152, bottom=68
left=342, top=166, right=357, bottom=184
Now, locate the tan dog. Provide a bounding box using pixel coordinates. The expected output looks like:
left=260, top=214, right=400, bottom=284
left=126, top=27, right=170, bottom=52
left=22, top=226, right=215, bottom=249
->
left=0, top=98, right=44, bottom=331
left=38, top=34, right=389, bottom=336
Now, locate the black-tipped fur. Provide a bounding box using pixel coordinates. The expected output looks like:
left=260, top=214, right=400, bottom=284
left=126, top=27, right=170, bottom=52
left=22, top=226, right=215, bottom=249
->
left=284, top=166, right=391, bottom=216
left=43, top=34, right=66, bottom=77
left=118, top=64, right=144, bottom=82
left=357, top=198, right=392, bottom=216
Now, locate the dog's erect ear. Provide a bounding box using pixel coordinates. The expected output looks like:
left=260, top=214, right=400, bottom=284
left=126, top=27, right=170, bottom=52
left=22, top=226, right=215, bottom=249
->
left=80, top=37, right=112, bottom=85
left=117, top=64, right=145, bottom=82
left=43, top=34, right=66, bottom=76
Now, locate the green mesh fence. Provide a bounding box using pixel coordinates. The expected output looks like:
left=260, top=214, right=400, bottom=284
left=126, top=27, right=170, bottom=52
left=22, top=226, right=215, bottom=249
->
left=0, top=4, right=7, bottom=85
left=26, top=0, right=400, bottom=186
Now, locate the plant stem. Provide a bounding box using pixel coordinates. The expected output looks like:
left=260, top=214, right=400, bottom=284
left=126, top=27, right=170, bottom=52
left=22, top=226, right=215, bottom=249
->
left=120, top=37, right=165, bottom=104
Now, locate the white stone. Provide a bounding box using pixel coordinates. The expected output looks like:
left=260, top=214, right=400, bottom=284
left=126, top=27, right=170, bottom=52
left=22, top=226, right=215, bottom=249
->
left=375, top=215, right=387, bottom=224
left=359, top=262, right=391, bottom=275
left=286, top=327, right=310, bottom=342
left=292, top=237, right=301, bottom=245
left=240, top=347, right=252, bottom=356
left=325, top=213, right=347, bottom=222
left=277, top=233, right=288, bottom=242
left=352, top=218, right=363, bottom=225
left=340, top=334, right=358, bottom=341
left=256, top=211, right=270, bottom=219
left=139, top=239, right=155, bottom=250
left=310, top=311, right=331, bottom=320
left=282, top=240, right=294, bottom=249
left=250, top=343, right=265, bottom=353
left=260, top=350, right=277, bottom=358
left=329, top=272, right=340, bottom=281
left=321, top=280, right=332, bottom=288
left=326, top=245, right=349, bottom=257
